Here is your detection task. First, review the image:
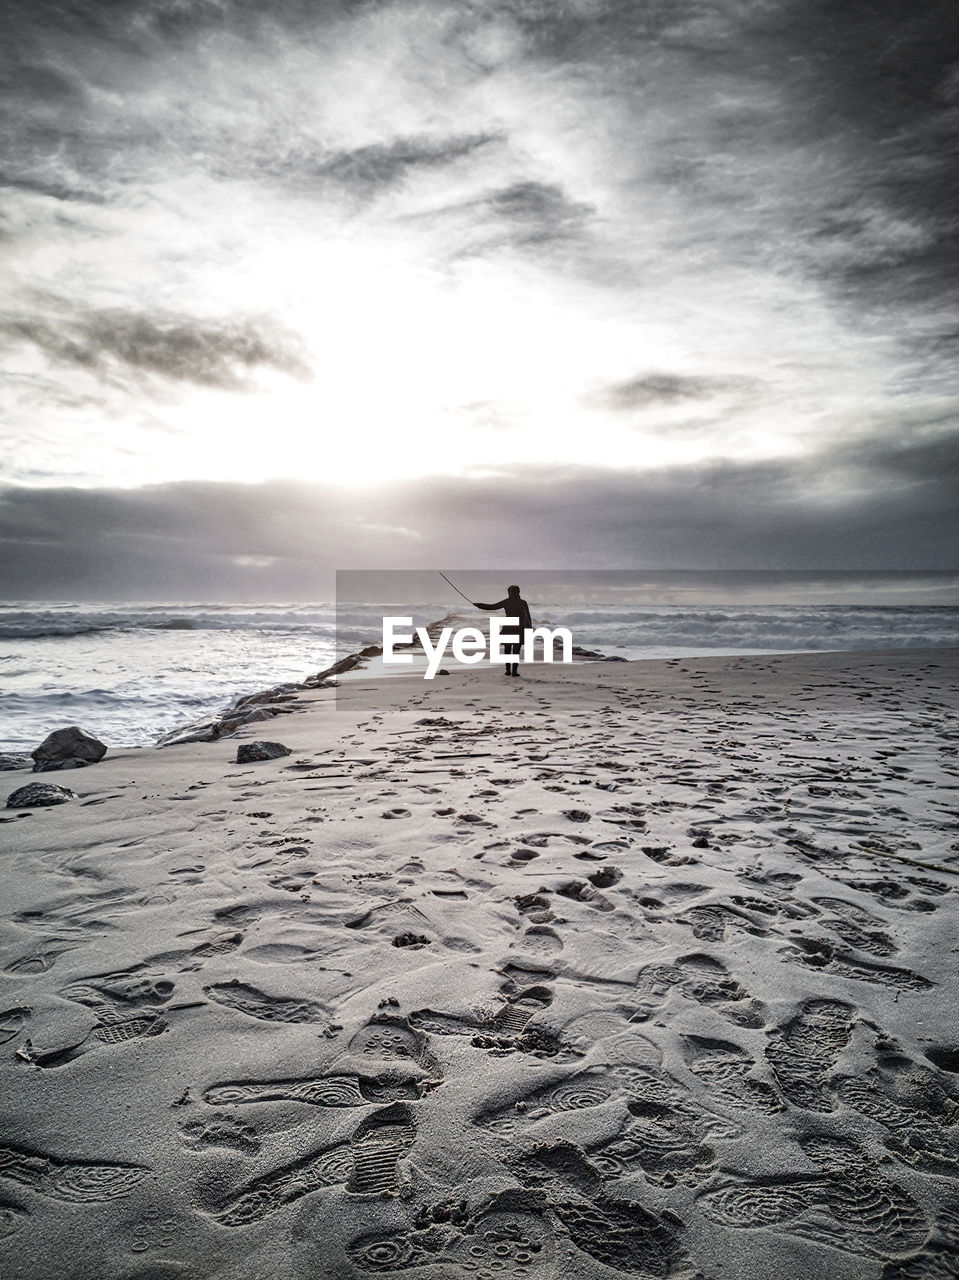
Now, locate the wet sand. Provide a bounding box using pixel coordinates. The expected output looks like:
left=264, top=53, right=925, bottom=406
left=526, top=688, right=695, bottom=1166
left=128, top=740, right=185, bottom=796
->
left=1, top=649, right=957, bottom=1280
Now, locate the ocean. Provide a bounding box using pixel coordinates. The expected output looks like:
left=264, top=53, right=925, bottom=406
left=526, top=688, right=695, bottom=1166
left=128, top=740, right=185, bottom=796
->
left=3, top=595, right=959, bottom=751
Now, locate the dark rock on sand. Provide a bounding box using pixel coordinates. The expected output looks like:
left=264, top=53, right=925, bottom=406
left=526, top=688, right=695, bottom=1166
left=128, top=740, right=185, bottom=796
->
left=231, top=684, right=301, bottom=712
left=571, top=645, right=627, bottom=662
left=0, top=753, right=32, bottom=771
left=310, top=654, right=366, bottom=681
left=233, top=707, right=278, bottom=726
left=236, top=741, right=292, bottom=763
left=7, top=782, right=77, bottom=809
left=31, top=726, right=107, bottom=772
left=156, top=720, right=221, bottom=747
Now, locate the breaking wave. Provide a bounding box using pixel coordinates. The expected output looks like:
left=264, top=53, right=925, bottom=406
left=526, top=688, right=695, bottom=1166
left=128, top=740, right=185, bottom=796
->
left=0, top=603, right=337, bottom=641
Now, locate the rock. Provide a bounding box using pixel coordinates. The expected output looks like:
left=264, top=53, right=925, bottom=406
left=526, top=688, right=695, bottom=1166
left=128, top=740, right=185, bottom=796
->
left=156, top=721, right=220, bottom=747
left=31, top=726, right=107, bottom=773
left=0, top=753, right=32, bottom=772
left=237, top=707, right=277, bottom=724
left=310, top=654, right=366, bottom=681
left=231, top=684, right=300, bottom=711
left=7, top=782, right=77, bottom=809
left=236, top=741, right=292, bottom=763
left=33, top=758, right=93, bottom=773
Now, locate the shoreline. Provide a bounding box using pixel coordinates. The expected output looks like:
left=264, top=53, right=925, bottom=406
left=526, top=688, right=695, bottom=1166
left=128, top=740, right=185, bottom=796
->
left=3, top=592, right=959, bottom=755
left=6, top=639, right=957, bottom=756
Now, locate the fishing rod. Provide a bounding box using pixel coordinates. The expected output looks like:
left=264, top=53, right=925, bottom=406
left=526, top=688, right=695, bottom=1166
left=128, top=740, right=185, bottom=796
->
left=437, top=570, right=475, bottom=606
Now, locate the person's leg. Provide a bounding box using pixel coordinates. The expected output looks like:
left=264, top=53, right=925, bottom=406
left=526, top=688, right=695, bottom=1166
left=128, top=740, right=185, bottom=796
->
left=510, top=642, right=520, bottom=677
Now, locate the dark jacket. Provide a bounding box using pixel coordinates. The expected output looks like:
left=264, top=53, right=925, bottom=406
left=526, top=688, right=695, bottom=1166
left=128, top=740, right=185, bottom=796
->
left=475, top=596, right=532, bottom=638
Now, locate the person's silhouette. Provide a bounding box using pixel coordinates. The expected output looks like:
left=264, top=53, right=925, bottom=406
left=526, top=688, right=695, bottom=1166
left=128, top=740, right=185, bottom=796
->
left=473, top=585, right=532, bottom=677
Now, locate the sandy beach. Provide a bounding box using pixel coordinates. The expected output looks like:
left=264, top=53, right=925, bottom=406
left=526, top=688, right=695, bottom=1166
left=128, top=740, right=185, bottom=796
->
left=1, top=649, right=957, bottom=1280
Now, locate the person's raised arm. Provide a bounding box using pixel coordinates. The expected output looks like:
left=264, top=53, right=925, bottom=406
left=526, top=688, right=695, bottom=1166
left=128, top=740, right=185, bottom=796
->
left=473, top=599, right=510, bottom=610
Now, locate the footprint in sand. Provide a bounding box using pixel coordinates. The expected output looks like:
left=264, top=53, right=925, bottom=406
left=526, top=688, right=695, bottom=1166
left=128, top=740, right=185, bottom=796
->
left=779, top=937, right=932, bottom=990
left=211, top=1141, right=353, bottom=1225
left=204, top=980, right=328, bottom=1024
left=347, top=1102, right=418, bottom=1194
left=4, top=940, right=78, bottom=975
left=833, top=1050, right=959, bottom=1177
left=268, top=870, right=317, bottom=894
left=410, top=983, right=569, bottom=1059
left=510, top=926, right=563, bottom=959
left=477, top=1056, right=740, bottom=1179
left=0, top=1007, right=31, bottom=1045
left=179, top=1115, right=260, bottom=1154
left=811, top=896, right=899, bottom=956
left=515, top=892, right=556, bottom=925
left=61, top=970, right=175, bottom=1013
left=674, top=901, right=768, bottom=941
left=148, top=931, right=243, bottom=970
left=13, top=886, right=159, bottom=936
left=204, top=1071, right=429, bottom=1109
left=475, top=1067, right=622, bottom=1135
left=841, top=877, right=942, bottom=914
left=348, top=1190, right=553, bottom=1274
left=681, top=1036, right=783, bottom=1113
left=925, top=1043, right=959, bottom=1073
left=508, top=1142, right=692, bottom=1276
left=881, top=1199, right=959, bottom=1280
left=346, top=899, right=431, bottom=937
left=347, top=1015, right=439, bottom=1072
left=697, top=1135, right=928, bottom=1261
left=555, top=879, right=614, bottom=912
left=634, top=953, right=766, bottom=1029
left=586, top=1097, right=723, bottom=1188
left=764, top=997, right=855, bottom=1112
left=23, top=968, right=178, bottom=1067
left=0, top=1143, right=148, bottom=1203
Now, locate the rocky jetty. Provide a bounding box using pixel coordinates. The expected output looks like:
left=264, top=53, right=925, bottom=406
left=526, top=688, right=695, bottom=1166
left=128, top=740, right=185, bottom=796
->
left=156, top=683, right=312, bottom=748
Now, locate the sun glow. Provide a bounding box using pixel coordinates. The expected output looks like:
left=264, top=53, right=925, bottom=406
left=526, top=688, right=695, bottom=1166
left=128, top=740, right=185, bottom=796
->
left=88, top=227, right=828, bottom=489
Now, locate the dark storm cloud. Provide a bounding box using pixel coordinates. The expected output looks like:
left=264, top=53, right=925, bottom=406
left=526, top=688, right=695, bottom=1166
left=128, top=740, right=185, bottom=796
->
left=1, top=303, right=310, bottom=389
left=316, top=133, right=500, bottom=196
left=417, top=179, right=596, bottom=257
left=481, top=180, right=594, bottom=246
left=596, top=373, right=760, bottom=411
left=1, top=426, right=956, bottom=599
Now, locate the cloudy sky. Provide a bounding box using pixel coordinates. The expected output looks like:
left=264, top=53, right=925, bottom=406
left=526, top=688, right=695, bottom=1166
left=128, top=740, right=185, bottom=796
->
left=1, top=0, right=957, bottom=596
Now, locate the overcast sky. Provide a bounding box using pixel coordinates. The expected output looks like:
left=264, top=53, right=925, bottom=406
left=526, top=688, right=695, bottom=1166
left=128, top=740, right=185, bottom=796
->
left=1, top=0, right=957, bottom=597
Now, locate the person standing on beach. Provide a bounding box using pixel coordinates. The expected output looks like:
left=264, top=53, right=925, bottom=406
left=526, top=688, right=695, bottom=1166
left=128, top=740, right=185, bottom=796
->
left=473, top=585, right=532, bottom=677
